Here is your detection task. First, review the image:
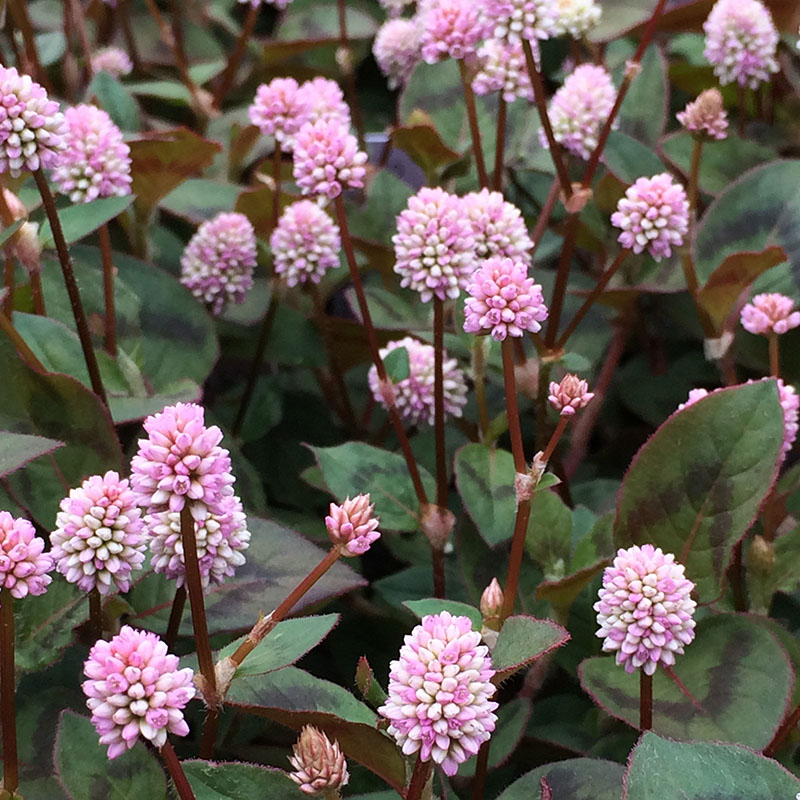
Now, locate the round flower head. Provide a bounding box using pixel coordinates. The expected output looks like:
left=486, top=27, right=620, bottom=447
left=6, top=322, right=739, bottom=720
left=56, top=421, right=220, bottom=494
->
left=374, top=18, right=422, bottom=90
left=594, top=544, right=696, bottom=675
left=180, top=212, right=257, bottom=316
left=740, top=293, right=800, bottom=336
left=325, top=494, right=381, bottom=556
left=0, top=66, right=66, bottom=176
left=393, top=186, right=476, bottom=302
left=91, top=47, right=133, bottom=78
left=541, top=64, right=615, bottom=161
left=379, top=0, right=414, bottom=17
left=0, top=512, right=52, bottom=599
left=51, top=471, right=145, bottom=595
left=472, top=38, right=534, bottom=103
left=379, top=611, right=498, bottom=776
left=145, top=494, right=250, bottom=589
left=248, top=78, right=310, bottom=151
left=463, top=256, right=548, bottom=341
left=297, top=77, right=351, bottom=128
left=52, top=104, right=131, bottom=204
left=368, top=337, right=468, bottom=426
left=271, top=200, right=341, bottom=288
left=419, top=0, right=487, bottom=63
left=548, top=373, right=594, bottom=415
left=462, top=189, right=533, bottom=264
left=547, top=0, right=601, bottom=37
left=289, top=726, right=349, bottom=796
left=611, top=173, right=689, bottom=261
left=485, top=0, right=557, bottom=43
left=82, top=626, right=195, bottom=758
left=676, top=88, right=728, bottom=141
left=703, top=0, right=778, bottom=89
left=292, top=119, right=367, bottom=199
left=130, top=402, right=235, bottom=515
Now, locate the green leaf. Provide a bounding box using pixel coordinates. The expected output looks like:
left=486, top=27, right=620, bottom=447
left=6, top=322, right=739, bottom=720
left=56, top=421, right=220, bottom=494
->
left=496, top=758, right=624, bottom=800
left=525, top=489, right=573, bottom=580
left=390, top=121, right=461, bottom=185
left=492, top=615, right=570, bottom=680
left=355, top=655, right=388, bottom=709
left=38, top=196, right=135, bottom=247
left=403, top=598, right=482, bottom=629
left=160, top=179, right=241, bottom=224
left=459, top=698, right=531, bottom=777
left=55, top=711, right=167, bottom=800
left=383, top=345, right=410, bottom=382
left=0, top=431, right=63, bottom=478
left=580, top=615, right=792, bottom=750
left=623, top=732, right=800, bottom=799
left=184, top=761, right=303, bottom=800
left=748, top=525, right=800, bottom=614
left=87, top=70, right=141, bottom=132
left=614, top=381, right=784, bottom=602
left=602, top=131, right=664, bottom=184
left=309, top=442, right=436, bottom=532
left=615, top=45, right=667, bottom=145
left=0, top=218, right=24, bottom=248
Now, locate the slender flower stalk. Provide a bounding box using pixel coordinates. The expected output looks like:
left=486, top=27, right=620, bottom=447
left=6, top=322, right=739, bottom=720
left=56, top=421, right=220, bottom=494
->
left=0, top=306, right=47, bottom=372
left=458, top=60, right=489, bottom=188
left=165, top=585, right=187, bottom=647
left=66, top=0, right=94, bottom=80
left=433, top=299, right=448, bottom=508
left=406, top=756, right=434, bottom=800
left=337, top=0, right=365, bottom=149
left=769, top=332, right=779, bottom=377
left=89, top=588, right=103, bottom=640
left=765, top=700, right=800, bottom=756
left=640, top=671, right=653, bottom=731
left=1, top=589, right=18, bottom=795
left=213, top=2, right=260, bottom=109
left=99, top=224, right=117, bottom=356
left=472, top=339, right=491, bottom=438
left=6, top=0, right=53, bottom=92
left=160, top=740, right=198, bottom=800
left=494, top=96, right=507, bottom=191
left=3, top=253, right=13, bottom=316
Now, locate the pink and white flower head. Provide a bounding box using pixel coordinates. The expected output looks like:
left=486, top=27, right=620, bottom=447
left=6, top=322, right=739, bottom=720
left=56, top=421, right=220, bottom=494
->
left=180, top=212, right=257, bottom=316
left=144, top=494, right=250, bottom=589
left=541, top=64, right=615, bottom=161
left=271, top=200, right=341, bottom=288
left=677, top=387, right=710, bottom=411
left=91, top=47, right=133, bottom=78
left=740, top=293, right=800, bottom=336
left=393, top=187, right=476, bottom=302
left=547, top=0, right=601, bottom=37
left=82, top=626, right=195, bottom=758
left=248, top=78, right=310, bottom=151
left=379, top=611, right=498, bottom=776
left=52, top=104, right=132, bottom=204
left=51, top=472, right=145, bottom=595
left=325, top=494, right=381, bottom=556
left=594, top=544, right=696, bottom=675
left=611, top=173, right=689, bottom=261
left=238, top=0, right=293, bottom=8
left=462, top=189, right=533, bottom=264
left=485, top=0, right=557, bottom=43
left=297, top=77, right=351, bottom=128
left=703, top=0, right=778, bottom=89
left=379, top=0, right=414, bottom=16
left=548, top=373, right=594, bottom=415
left=463, top=256, right=548, bottom=341
left=473, top=39, right=534, bottom=103
left=289, top=726, right=349, bottom=795
left=0, top=512, right=52, bottom=599
left=368, top=337, right=468, bottom=426
left=374, top=18, right=422, bottom=90
left=419, top=0, right=488, bottom=63
left=676, top=88, right=728, bottom=141
left=130, top=403, right=235, bottom=516
left=292, top=119, right=367, bottom=199
left=0, top=66, right=66, bottom=176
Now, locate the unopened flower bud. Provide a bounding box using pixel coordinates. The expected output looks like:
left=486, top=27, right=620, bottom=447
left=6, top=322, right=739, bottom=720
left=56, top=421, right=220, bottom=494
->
left=2, top=188, right=26, bottom=221
left=288, top=726, right=349, bottom=796
left=548, top=374, right=594, bottom=416
left=419, top=503, right=455, bottom=551
left=12, top=221, right=41, bottom=274
left=480, top=578, right=504, bottom=632
left=677, top=88, right=728, bottom=140
left=749, top=534, right=775, bottom=575
left=325, top=494, right=381, bottom=556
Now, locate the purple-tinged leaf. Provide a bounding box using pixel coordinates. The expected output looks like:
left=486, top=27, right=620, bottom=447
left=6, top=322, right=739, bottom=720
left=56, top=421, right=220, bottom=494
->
left=496, top=758, right=623, bottom=800
left=493, top=615, right=570, bottom=681
left=0, top=431, right=63, bottom=478
left=183, top=760, right=303, bottom=799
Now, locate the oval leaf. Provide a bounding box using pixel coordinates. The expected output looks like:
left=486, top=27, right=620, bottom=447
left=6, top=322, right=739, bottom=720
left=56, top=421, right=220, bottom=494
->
left=496, top=758, right=624, bottom=800
left=493, top=615, right=570, bottom=680
left=183, top=761, right=303, bottom=800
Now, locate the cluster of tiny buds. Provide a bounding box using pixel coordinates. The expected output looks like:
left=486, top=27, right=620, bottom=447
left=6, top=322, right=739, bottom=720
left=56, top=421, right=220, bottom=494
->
left=548, top=374, right=594, bottom=416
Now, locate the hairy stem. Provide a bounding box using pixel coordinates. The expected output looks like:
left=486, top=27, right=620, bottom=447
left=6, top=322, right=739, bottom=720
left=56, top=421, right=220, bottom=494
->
left=0, top=589, right=18, bottom=795
left=405, top=754, right=434, bottom=800
left=0, top=307, right=47, bottom=372
left=458, top=59, right=489, bottom=188
left=213, top=2, right=260, bottom=109
left=160, top=740, right=197, bottom=800
left=471, top=740, right=491, bottom=800
left=98, top=223, right=117, bottom=357
left=765, top=700, right=800, bottom=757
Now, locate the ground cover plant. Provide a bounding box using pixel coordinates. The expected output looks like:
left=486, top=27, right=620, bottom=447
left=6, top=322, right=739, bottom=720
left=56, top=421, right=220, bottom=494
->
left=2, top=0, right=800, bottom=798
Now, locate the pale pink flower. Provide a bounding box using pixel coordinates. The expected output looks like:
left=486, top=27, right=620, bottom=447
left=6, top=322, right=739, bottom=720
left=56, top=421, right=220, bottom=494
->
left=740, top=293, right=800, bottom=336
left=485, top=0, right=557, bottom=43
left=91, top=47, right=133, bottom=78
left=289, top=726, right=349, bottom=795
left=472, top=39, right=534, bottom=103
left=297, top=77, right=351, bottom=128
left=0, top=66, right=66, bottom=176
left=703, top=0, right=778, bottom=89
left=51, top=471, right=145, bottom=595
left=374, top=18, right=422, bottom=90
left=419, top=0, right=488, bottom=63
left=238, top=0, right=293, bottom=7
left=368, top=337, right=468, bottom=426
left=676, top=89, right=728, bottom=140
left=464, top=256, right=547, bottom=341
left=82, top=626, right=195, bottom=758
left=0, top=512, right=52, bottom=599
left=548, top=373, right=594, bottom=415
left=480, top=577, right=504, bottom=619
left=677, top=387, right=710, bottom=410
left=547, top=0, right=601, bottom=37
left=393, top=186, right=476, bottom=302
left=379, top=611, right=498, bottom=776
left=594, top=544, right=696, bottom=675
left=248, top=78, right=310, bottom=151
left=325, top=494, right=381, bottom=556
left=180, top=212, right=257, bottom=315
left=462, top=189, right=533, bottom=263
left=611, top=173, right=689, bottom=261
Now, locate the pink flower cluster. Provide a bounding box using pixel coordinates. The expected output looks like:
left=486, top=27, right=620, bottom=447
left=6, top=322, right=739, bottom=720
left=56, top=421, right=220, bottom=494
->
left=740, top=293, right=800, bottom=336
left=373, top=18, right=422, bottom=90
left=298, top=77, right=351, bottom=128
left=180, top=212, right=257, bottom=316
left=379, top=611, right=498, bottom=776
left=325, top=494, right=381, bottom=556
left=419, top=0, right=487, bottom=63
left=610, top=173, right=689, bottom=261
left=485, top=0, right=556, bottom=43
left=289, top=726, right=349, bottom=795
left=462, top=189, right=533, bottom=263
left=0, top=512, right=52, bottom=599
left=82, top=626, right=195, bottom=758
left=676, top=89, right=728, bottom=140
left=473, top=39, right=534, bottom=104
left=547, top=0, right=601, bottom=37
left=463, top=256, right=548, bottom=341
left=594, top=544, right=696, bottom=675
left=548, top=374, right=594, bottom=415
left=91, top=47, right=133, bottom=78
left=238, top=0, right=293, bottom=8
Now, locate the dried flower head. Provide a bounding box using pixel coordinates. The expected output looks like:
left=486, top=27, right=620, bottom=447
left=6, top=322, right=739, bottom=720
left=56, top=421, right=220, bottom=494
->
left=676, top=89, right=728, bottom=141
left=91, top=47, right=133, bottom=78
left=0, top=66, right=65, bottom=176
left=248, top=78, right=310, bottom=151
left=740, top=293, right=800, bottom=336
left=462, top=189, right=533, bottom=263
left=82, top=626, right=195, bottom=758
left=325, top=494, right=381, bottom=556
left=180, top=212, right=257, bottom=316
left=297, top=77, right=351, bottom=128
left=271, top=200, right=341, bottom=288
left=51, top=471, right=145, bottom=595
left=374, top=18, right=422, bottom=90
left=611, top=173, right=689, bottom=261
left=393, top=186, right=476, bottom=302
left=368, top=337, right=469, bottom=426
left=463, top=256, right=548, bottom=341
left=703, top=0, right=778, bottom=89
left=0, top=512, right=52, bottom=598
left=379, top=611, right=498, bottom=775
left=485, top=0, right=557, bottom=43
left=547, top=0, right=601, bottom=37
left=548, top=374, right=594, bottom=415
left=594, top=544, right=696, bottom=675
left=472, top=38, right=534, bottom=103
left=288, top=726, right=349, bottom=795
left=419, top=0, right=488, bottom=63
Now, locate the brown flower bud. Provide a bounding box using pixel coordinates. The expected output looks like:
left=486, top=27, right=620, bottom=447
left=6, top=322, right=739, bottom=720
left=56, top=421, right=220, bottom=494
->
left=288, top=726, right=349, bottom=796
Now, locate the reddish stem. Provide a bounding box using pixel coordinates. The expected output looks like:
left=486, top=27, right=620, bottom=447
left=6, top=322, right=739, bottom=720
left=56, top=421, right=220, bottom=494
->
left=0, top=589, right=18, bottom=795
left=89, top=587, right=103, bottom=641
left=160, top=740, right=197, bottom=800
left=337, top=0, right=365, bottom=150
left=458, top=60, right=489, bottom=188
left=98, top=223, right=117, bottom=357
left=640, top=670, right=653, bottom=731
left=7, top=0, right=54, bottom=91
left=213, top=2, right=260, bottom=109
left=164, top=585, right=187, bottom=648
left=769, top=332, right=779, bottom=378
left=765, top=700, right=800, bottom=757
left=3, top=253, right=13, bottom=317
left=405, top=754, right=434, bottom=800
left=0, top=308, right=47, bottom=372
left=544, top=213, right=580, bottom=349
left=493, top=95, right=507, bottom=192
left=471, top=740, right=491, bottom=800
left=433, top=298, right=448, bottom=507
left=540, top=416, right=569, bottom=465
left=501, top=338, right=526, bottom=473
